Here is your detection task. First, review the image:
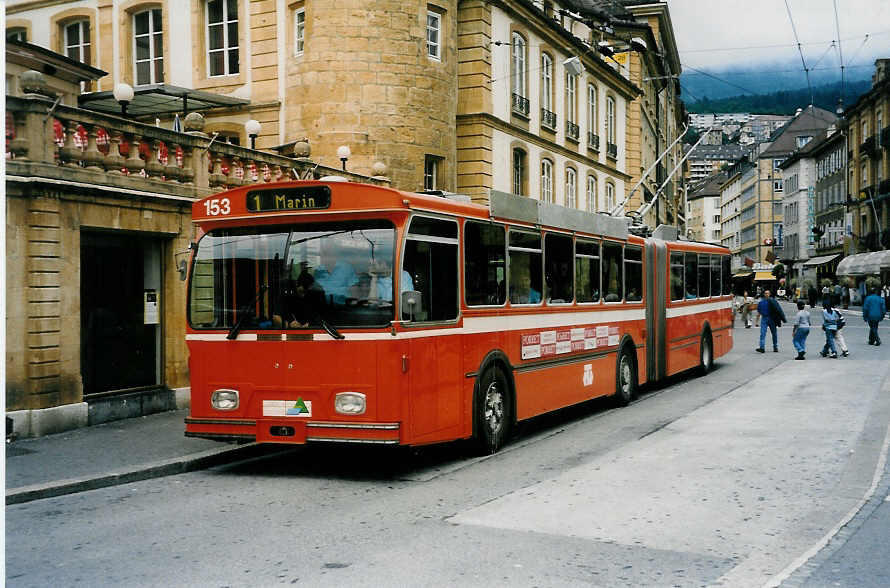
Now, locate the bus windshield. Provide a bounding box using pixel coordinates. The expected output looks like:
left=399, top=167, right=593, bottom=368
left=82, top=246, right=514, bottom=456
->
left=189, top=220, right=397, bottom=332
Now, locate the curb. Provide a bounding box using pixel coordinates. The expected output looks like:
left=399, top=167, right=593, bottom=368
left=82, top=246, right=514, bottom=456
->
left=6, top=443, right=269, bottom=505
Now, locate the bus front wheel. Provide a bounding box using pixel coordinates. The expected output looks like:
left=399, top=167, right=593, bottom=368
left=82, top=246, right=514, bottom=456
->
left=614, top=347, right=637, bottom=407
left=474, top=365, right=511, bottom=454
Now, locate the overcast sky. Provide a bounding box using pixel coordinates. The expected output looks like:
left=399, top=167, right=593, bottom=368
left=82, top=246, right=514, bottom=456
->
left=668, top=0, right=889, bottom=73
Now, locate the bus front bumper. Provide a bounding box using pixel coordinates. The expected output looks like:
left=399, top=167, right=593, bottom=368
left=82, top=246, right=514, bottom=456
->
left=185, top=417, right=401, bottom=445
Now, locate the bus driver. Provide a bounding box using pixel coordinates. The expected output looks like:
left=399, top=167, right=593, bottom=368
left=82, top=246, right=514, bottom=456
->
left=314, top=239, right=358, bottom=304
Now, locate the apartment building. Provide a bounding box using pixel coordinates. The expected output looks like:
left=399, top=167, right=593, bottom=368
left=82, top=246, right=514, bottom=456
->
left=778, top=132, right=821, bottom=284
left=720, top=166, right=745, bottom=270
left=808, top=128, right=847, bottom=282
left=685, top=143, right=746, bottom=182
left=685, top=172, right=724, bottom=243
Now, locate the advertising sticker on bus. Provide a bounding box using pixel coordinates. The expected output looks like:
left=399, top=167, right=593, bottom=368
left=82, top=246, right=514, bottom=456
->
left=521, top=325, right=621, bottom=360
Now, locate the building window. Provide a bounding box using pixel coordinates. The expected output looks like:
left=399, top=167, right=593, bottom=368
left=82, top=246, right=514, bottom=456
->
left=134, top=9, right=163, bottom=85
left=587, top=175, right=597, bottom=212
left=877, top=112, right=883, bottom=147
left=427, top=10, right=441, bottom=60
left=7, top=28, right=27, bottom=42
left=541, top=159, right=553, bottom=203
left=861, top=119, right=868, bottom=140
left=606, top=96, right=616, bottom=156
left=511, top=33, right=525, bottom=96
left=587, top=84, right=598, bottom=147
left=566, top=72, right=577, bottom=124
left=512, top=148, right=527, bottom=196
left=796, top=135, right=812, bottom=148
left=861, top=161, right=868, bottom=187
left=541, top=53, right=553, bottom=113
left=424, top=155, right=439, bottom=191
left=294, top=8, right=305, bottom=55
left=65, top=20, right=91, bottom=65
left=566, top=168, right=577, bottom=209
left=773, top=175, right=783, bottom=192
left=605, top=181, right=615, bottom=211
left=206, top=0, right=239, bottom=77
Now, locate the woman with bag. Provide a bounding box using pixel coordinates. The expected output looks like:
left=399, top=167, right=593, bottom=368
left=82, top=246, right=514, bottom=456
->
left=820, top=301, right=840, bottom=358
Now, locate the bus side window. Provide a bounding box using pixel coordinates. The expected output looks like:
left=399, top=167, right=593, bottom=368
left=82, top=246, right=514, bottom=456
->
left=602, top=242, right=623, bottom=302
left=464, top=221, right=506, bottom=306
left=710, top=254, right=721, bottom=297
left=544, top=233, right=573, bottom=303
left=403, top=216, right=459, bottom=322
left=625, top=245, right=643, bottom=302
left=684, top=253, right=698, bottom=299
left=670, top=251, right=685, bottom=301
left=575, top=239, right=600, bottom=303
left=721, top=255, right=732, bottom=295
left=698, top=254, right=711, bottom=298
left=508, top=230, right=542, bottom=304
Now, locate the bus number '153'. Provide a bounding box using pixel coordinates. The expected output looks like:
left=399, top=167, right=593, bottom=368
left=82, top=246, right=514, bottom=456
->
left=204, top=198, right=231, bottom=216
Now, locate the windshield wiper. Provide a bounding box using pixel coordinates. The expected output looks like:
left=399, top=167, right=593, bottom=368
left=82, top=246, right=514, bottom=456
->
left=227, top=285, right=268, bottom=340
left=317, top=313, right=345, bottom=340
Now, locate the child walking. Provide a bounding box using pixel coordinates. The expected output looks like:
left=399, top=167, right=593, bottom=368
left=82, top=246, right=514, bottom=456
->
left=820, top=301, right=840, bottom=358
left=792, top=300, right=810, bottom=360
left=835, top=310, right=849, bottom=357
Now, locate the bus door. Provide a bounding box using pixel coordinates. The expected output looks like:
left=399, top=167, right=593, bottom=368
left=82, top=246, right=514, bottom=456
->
left=401, top=216, right=463, bottom=443
left=645, top=239, right=668, bottom=383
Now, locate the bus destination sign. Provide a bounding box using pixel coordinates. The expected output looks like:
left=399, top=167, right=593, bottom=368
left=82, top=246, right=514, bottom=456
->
left=246, top=185, right=332, bottom=212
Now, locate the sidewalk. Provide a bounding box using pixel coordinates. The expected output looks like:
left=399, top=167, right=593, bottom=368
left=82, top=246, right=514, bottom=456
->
left=5, top=409, right=264, bottom=505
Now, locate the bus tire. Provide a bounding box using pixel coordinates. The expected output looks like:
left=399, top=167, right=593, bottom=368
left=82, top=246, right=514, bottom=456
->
left=699, top=331, right=714, bottom=375
left=474, top=364, right=511, bottom=454
left=614, top=346, right=637, bottom=407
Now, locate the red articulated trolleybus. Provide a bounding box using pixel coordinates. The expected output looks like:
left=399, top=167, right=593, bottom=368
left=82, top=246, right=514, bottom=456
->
left=185, top=180, right=733, bottom=453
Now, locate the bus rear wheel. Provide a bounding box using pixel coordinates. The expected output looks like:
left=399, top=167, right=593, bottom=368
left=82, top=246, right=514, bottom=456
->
left=699, top=332, right=714, bottom=375
left=474, top=365, right=511, bottom=454
left=614, top=347, right=637, bottom=407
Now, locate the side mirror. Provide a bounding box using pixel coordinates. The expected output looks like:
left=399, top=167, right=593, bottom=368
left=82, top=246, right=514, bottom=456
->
left=401, top=290, right=421, bottom=321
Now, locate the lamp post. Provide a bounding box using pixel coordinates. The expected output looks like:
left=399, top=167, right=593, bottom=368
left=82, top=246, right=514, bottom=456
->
left=244, top=119, right=261, bottom=150
left=113, top=83, right=134, bottom=118
left=337, top=145, right=351, bottom=171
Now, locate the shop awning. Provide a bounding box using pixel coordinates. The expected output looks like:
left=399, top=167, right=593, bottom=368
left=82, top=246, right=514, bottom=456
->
left=731, top=271, right=753, bottom=278
left=802, top=254, right=840, bottom=267
left=836, top=250, right=890, bottom=276
left=753, top=271, right=775, bottom=281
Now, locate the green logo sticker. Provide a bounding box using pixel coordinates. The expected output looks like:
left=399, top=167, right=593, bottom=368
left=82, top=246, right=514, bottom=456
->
left=286, top=397, right=310, bottom=416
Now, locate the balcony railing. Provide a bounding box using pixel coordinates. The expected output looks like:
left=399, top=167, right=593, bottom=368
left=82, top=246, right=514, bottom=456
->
left=5, top=93, right=387, bottom=201
left=541, top=108, right=557, bottom=131
left=511, top=93, right=529, bottom=117
left=587, top=132, right=599, bottom=151
left=607, top=142, right=617, bottom=159
left=860, top=136, right=876, bottom=156
left=565, top=120, right=579, bottom=141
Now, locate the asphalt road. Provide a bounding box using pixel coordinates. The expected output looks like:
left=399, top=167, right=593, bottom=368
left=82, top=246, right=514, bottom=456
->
left=7, top=309, right=890, bottom=587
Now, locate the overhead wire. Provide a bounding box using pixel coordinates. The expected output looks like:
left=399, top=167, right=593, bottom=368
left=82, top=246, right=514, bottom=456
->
left=677, top=29, right=890, bottom=53
left=833, top=0, right=846, bottom=107
left=784, top=0, right=814, bottom=106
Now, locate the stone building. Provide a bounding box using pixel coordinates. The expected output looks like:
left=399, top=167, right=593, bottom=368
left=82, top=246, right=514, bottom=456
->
left=5, top=40, right=384, bottom=437
left=685, top=172, right=725, bottom=244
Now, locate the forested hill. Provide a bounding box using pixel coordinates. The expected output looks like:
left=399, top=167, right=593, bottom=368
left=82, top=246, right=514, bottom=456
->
left=686, top=79, right=871, bottom=115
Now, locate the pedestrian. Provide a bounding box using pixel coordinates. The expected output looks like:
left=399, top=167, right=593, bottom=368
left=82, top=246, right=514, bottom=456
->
left=755, top=290, right=762, bottom=327
left=756, top=289, right=786, bottom=353
left=834, top=310, right=849, bottom=357
left=820, top=301, right=840, bottom=358
left=791, top=300, right=811, bottom=360
left=808, top=284, right=817, bottom=308
left=740, top=290, right=753, bottom=328
left=882, top=284, right=890, bottom=317
left=821, top=283, right=831, bottom=306
left=863, top=286, right=887, bottom=346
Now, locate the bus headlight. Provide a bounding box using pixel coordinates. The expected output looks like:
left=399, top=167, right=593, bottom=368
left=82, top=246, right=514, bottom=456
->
left=335, top=392, right=366, bottom=415
left=211, top=389, right=239, bottom=411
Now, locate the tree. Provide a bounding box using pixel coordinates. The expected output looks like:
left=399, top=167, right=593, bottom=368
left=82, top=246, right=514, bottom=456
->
left=771, top=263, right=785, bottom=280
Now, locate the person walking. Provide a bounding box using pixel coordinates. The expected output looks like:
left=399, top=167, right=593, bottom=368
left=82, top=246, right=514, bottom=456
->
left=756, top=290, right=785, bottom=353
left=791, top=300, right=811, bottom=360
left=863, top=286, right=887, bottom=346
left=740, top=290, right=753, bottom=328
left=834, top=310, right=849, bottom=357
left=820, top=301, right=840, bottom=358
left=882, top=284, right=890, bottom=317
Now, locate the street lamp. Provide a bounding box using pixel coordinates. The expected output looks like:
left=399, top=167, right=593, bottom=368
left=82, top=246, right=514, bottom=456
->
left=113, top=83, right=134, bottom=118
left=244, top=119, right=261, bottom=150
left=337, top=145, right=351, bottom=171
